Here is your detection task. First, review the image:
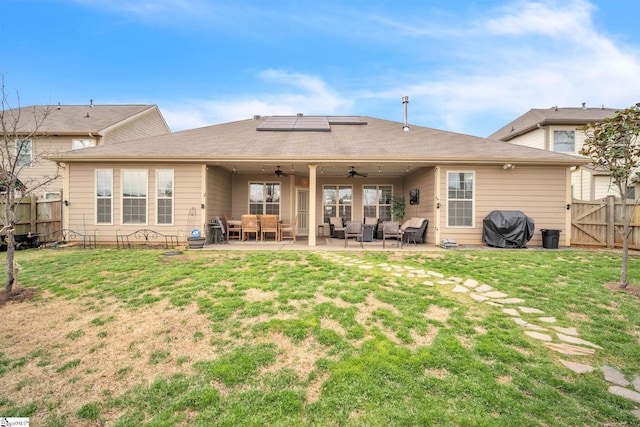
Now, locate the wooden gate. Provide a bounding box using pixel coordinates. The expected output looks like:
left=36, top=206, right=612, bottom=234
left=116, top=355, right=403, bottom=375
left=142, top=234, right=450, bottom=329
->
left=571, top=195, right=640, bottom=249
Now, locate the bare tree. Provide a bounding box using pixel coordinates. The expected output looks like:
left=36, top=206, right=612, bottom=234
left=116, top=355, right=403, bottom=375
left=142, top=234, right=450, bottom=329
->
left=581, top=103, right=640, bottom=288
left=1, top=75, right=60, bottom=292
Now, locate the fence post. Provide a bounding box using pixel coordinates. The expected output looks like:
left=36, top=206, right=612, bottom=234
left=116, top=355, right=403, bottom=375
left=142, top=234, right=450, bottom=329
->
left=30, top=196, right=37, bottom=232
left=606, top=195, right=615, bottom=248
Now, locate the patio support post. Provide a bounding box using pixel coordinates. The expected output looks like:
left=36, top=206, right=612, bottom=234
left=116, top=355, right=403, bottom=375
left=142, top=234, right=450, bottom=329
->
left=308, top=165, right=318, bottom=246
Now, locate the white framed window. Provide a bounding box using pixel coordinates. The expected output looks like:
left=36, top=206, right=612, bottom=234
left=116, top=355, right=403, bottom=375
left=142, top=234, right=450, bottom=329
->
left=16, top=139, right=32, bottom=167
left=72, top=139, right=96, bottom=150
left=96, top=169, right=113, bottom=224
left=44, top=192, right=61, bottom=200
left=156, top=169, right=174, bottom=225
left=323, top=185, right=352, bottom=223
left=363, top=185, right=392, bottom=221
left=122, top=170, right=148, bottom=225
left=447, top=171, right=474, bottom=227
left=553, top=130, right=575, bottom=152
left=249, top=182, right=280, bottom=215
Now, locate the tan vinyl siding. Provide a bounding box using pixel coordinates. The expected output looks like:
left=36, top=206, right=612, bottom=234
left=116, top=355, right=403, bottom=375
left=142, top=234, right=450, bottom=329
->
left=19, top=136, right=68, bottom=195
left=66, top=162, right=204, bottom=243
left=594, top=175, right=619, bottom=199
left=206, top=166, right=233, bottom=222
left=102, top=109, right=170, bottom=144
left=438, top=165, right=570, bottom=246
left=508, top=127, right=546, bottom=150
left=402, top=167, right=435, bottom=243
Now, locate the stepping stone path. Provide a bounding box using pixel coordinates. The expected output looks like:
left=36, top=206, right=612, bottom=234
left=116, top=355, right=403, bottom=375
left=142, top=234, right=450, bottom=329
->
left=320, top=252, right=640, bottom=413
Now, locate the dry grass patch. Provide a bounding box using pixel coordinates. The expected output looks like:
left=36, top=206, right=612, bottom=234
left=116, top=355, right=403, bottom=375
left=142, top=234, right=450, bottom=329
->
left=424, top=304, right=451, bottom=323
left=408, top=324, right=439, bottom=349
left=424, top=367, right=449, bottom=378
left=2, top=297, right=215, bottom=418
left=256, top=332, right=328, bottom=382
left=244, top=288, right=279, bottom=302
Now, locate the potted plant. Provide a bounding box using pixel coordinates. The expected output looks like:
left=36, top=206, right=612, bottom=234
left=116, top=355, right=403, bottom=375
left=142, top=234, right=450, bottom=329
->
left=187, top=229, right=206, bottom=249
left=391, top=196, right=406, bottom=222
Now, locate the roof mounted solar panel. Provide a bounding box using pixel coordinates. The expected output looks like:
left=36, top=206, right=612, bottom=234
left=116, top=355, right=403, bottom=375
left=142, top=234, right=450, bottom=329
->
left=257, top=116, right=331, bottom=131
left=256, top=115, right=366, bottom=131
left=327, top=116, right=367, bottom=125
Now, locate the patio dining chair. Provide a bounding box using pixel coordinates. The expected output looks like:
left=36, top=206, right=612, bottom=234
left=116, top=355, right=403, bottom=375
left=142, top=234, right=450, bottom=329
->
left=279, top=216, right=297, bottom=242
left=225, top=215, right=242, bottom=241
left=260, top=214, right=280, bottom=241
left=344, top=221, right=363, bottom=248
left=382, top=220, right=403, bottom=249
left=241, top=214, right=259, bottom=241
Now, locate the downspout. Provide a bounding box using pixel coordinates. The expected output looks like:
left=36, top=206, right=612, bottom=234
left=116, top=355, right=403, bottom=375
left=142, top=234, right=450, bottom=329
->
left=434, top=167, right=441, bottom=244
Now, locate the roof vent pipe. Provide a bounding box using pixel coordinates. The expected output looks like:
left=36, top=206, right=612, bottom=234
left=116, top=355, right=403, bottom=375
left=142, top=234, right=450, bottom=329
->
left=582, top=102, right=586, bottom=109
left=402, top=96, right=410, bottom=131
left=297, top=112, right=304, bottom=117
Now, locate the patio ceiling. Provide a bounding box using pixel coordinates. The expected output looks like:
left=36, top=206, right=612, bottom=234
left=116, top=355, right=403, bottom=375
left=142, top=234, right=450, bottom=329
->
left=210, top=162, right=419, bottom=178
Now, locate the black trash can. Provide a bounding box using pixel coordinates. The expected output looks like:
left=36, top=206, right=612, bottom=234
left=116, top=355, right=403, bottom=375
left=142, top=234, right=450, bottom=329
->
left=541, top=229, right=560, bottom=249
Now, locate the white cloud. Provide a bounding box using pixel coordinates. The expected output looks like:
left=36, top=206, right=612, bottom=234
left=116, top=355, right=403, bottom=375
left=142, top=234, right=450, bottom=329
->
left=162, top=70, right=353, bottom=130
left=367, top=0, right=640, bottom=135
left=142, top=0, right=640, bottom=136
left=484, top=0, right=594, bottom=39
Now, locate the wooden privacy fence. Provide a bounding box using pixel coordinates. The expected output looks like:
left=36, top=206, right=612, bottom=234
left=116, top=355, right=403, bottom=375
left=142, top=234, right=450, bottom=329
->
left=0, top=196, right=62, bottom=235
left=571, top=195, right=640, bottom=249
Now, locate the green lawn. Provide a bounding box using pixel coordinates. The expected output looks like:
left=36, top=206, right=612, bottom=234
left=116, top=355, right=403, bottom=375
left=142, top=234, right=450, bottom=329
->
left=1, top=248, right=639, bottom=426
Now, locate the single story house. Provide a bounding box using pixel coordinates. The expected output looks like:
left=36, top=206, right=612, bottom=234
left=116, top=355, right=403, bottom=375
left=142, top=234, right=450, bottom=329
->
left=50, top=114, right=590, bottom=247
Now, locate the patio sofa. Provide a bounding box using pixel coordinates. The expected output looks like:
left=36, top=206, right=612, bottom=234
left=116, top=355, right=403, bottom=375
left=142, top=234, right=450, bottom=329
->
left=401, top=217, right=429, bottom=244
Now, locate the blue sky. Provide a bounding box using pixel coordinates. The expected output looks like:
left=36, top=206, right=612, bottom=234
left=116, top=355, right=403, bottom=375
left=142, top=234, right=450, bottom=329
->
left=1, top=0, right=639, bottom=137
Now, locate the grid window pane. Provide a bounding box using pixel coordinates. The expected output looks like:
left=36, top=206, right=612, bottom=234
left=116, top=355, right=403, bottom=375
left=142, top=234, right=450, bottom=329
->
left=554, top=131, right=575, bottom=152
left=323, top=185, right=352, bottom=223
left=97, top=199, right=112, bottom=224
left=447, top=172, right=474, bottom=227
left=157, top=199, right=172, bottom=225
left=96, top=170, right=112, bottom=224
left=362, top=185, right=393, bottom=221
left=123, top=170, right=147, bottom=224
left=249, top=182, right=280, bottom=216
left=16, top=139, right=32, bottom=167
left=156, top=170, right=173, bottom=225
left=123, top=199, right=146, bottom=224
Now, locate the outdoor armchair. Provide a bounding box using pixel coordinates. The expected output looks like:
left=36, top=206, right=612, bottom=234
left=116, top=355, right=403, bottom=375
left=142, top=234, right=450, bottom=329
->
left=344, top=221, right=363, bottom=248
left=330, top=216, right=346, bottom=239
left=382, top=221, right=403, bottom=249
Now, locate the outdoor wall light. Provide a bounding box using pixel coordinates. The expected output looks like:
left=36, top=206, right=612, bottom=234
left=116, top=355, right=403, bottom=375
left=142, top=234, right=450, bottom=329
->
left=502, top=163, right=515, bottom=170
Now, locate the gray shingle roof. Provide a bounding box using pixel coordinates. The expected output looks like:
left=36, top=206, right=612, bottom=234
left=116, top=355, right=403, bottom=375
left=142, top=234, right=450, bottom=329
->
left=489, top=106, right=620, bottom=141
left=3, top=104, right=161, bottom=135
left=51, top=115, right=589, bottom=166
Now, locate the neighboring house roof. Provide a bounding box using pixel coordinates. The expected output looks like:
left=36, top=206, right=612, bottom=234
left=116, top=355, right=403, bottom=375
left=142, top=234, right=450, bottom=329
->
left=50, top=115, right=589, bottom=170
left=489, top=106, right=619, bottom=142
left=2, top=104, right=169, bottom=136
